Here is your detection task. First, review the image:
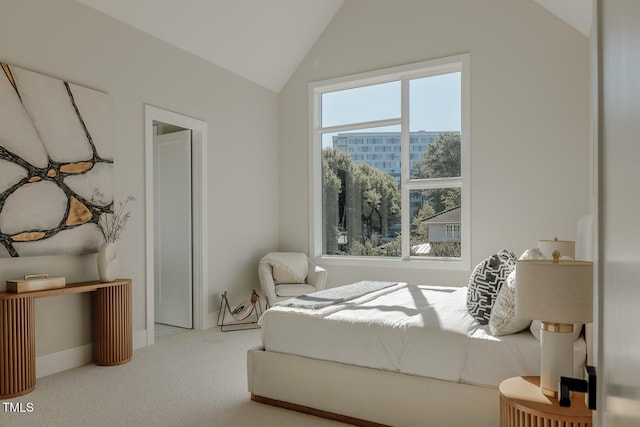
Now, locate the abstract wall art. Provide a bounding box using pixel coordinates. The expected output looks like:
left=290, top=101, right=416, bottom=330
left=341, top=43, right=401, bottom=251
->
left=0, top=63, right=113, bottom=257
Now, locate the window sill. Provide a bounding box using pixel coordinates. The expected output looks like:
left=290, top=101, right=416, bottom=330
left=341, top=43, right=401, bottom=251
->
left=314, top=255, right=470, bottom=271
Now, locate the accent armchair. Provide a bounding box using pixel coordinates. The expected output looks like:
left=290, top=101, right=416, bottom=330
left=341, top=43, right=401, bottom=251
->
left=258, top=252, right=327, bottom=307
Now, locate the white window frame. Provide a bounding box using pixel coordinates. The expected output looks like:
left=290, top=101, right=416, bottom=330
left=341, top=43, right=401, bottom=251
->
left=308, top=54, right=470, bottom=270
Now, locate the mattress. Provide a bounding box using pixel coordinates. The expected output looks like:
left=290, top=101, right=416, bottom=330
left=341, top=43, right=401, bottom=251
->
left=259, top=283, right=586, bottom=388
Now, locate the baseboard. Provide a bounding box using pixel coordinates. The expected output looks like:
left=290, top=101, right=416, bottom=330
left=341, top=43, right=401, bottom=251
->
left=134, top=329, right=147, bottom=350
left=36, top=329, right=148, bottom=378
left=36, top=344, right=94, bottom=378
left=207, top=309, right=220, bottom=330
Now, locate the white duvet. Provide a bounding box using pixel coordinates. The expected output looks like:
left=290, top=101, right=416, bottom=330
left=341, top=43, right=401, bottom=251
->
left=259, top=283, right=586, bottom=388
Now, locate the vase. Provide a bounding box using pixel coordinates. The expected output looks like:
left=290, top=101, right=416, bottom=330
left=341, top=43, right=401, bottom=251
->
left=97, top=242, right=120, bottom=282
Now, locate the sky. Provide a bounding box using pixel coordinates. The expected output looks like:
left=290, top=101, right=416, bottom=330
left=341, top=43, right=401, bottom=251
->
left=321, top=72, right=461, bottom=148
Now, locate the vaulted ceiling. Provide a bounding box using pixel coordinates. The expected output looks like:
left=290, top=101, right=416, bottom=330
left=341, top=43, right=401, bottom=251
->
left=76, top=0, right=591, bottom=93
left=532, top=0, right=593, bottom=37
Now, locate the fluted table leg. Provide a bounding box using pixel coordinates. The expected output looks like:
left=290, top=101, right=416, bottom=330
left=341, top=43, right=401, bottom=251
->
left=93, top=281, right=132, bottom=366
left=0, top=297, right=35, bottom=398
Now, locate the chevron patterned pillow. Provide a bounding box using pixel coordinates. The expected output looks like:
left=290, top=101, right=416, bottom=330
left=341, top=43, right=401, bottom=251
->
left=466, top=249, right=516, bottom=324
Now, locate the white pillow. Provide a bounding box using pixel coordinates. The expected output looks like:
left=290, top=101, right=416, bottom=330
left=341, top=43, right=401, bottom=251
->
left=488, top=248, right=545, bottom=336
left=489, top=270, right=531, bottom=336
left=519, top=247, right=545, bottom=260
left=260, top=253, right=309, bottom=284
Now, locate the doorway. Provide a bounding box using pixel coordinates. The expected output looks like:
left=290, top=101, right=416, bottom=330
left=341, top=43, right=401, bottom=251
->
left=153, top=127, right=192, bottom=330
left=144, top=105, right=208, bottom=346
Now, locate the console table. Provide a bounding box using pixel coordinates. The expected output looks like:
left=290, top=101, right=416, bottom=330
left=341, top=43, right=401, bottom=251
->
left=0, top=279, right=132, bottom=399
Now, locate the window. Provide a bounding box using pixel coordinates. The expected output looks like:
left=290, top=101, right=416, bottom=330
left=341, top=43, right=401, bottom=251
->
left=309, top=55, right=469, bottom=267
left=446, top=224, right=461, bottom=241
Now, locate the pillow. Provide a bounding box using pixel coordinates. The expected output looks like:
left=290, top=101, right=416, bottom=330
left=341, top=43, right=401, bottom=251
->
left=488, top=248, right=544, bottom=336
left=489, top=270, right=531, bottom=336
left=519, top=247, right=545, bottom=260
left=260, top=253, right=309, bottom=284
left=466, top=249, right=516, bottom=324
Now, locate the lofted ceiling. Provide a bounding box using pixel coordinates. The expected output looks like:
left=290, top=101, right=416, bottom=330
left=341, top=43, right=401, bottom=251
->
left=76, top=0, right=345, bottom=92
left=532, top=0, right=593, bottom=37
left=77, top=0, right=591, bottom=93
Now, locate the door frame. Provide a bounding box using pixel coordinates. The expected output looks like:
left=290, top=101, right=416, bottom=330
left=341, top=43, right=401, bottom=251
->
left=144, top=104, right=208, bottom=345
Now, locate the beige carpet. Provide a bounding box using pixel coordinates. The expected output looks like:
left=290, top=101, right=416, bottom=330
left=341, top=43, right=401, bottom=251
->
left=1, top=328, right=349, bottom=427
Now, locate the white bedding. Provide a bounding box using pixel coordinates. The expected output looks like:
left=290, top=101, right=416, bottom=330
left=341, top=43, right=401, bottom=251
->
left=259, top=283, right=586, bottom=387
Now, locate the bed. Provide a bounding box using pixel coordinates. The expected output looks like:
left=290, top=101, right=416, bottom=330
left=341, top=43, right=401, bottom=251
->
left=247, top=218, right=593, bottom=427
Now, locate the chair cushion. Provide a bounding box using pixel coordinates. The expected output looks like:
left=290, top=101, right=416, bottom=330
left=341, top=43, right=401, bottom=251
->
left=261, top=252, right=309, bottom=284
left=275, top=284, right=317, bottom=297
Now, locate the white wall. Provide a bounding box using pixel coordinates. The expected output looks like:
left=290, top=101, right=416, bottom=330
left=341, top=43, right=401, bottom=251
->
left=279, top=0, right=591, bottom=286
left=599, top=1, right=640, bottom=425
left=0, top=0, right=280, bottom=357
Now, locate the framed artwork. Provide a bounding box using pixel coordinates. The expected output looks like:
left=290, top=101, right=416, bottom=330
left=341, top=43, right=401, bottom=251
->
left=0, top=63, right=113, bottom=257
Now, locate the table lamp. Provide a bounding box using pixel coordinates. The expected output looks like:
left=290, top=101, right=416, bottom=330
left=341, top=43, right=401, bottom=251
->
left=538, top=237, right=575, bottom=260
left=515, top=251, right=593, bottom=397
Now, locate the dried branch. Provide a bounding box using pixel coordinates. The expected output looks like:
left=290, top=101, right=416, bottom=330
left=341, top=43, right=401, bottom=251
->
left=92, top=189, right=136, bottom=243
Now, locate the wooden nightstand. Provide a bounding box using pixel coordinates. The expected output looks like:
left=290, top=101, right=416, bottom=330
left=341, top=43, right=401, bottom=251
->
left=499, top=376, right=593, bottom=427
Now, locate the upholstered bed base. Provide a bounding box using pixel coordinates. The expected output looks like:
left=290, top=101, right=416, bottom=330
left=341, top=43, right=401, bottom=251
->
left=247, top=346, right=499, bottom=427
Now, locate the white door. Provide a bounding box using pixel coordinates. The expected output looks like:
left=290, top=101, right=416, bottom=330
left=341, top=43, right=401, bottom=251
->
left=154, top=129, right=193, bottom=328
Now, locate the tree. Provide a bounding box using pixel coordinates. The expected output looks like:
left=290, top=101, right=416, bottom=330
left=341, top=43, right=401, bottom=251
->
left=430, top=241, right=461, bottom=257
left=322, top=149, right=352, bottom=254
left=412, top=132, right=461, bottom=213
left=412, top=132, right=460, bottom=178
left=353, top=162, right=400, bottom=242
left=322, top=148, right=401, bottom=255
left=411, top=202, right=435, bottom=242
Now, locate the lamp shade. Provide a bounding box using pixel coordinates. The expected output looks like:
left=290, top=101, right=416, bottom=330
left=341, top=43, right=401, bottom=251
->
left=515, top=259, right=593, bottom=324
left=538, top=238, right=575, bottom=259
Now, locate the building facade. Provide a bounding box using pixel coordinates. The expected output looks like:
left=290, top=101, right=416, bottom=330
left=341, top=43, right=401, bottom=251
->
left=333, top=131, right=457, bottom=186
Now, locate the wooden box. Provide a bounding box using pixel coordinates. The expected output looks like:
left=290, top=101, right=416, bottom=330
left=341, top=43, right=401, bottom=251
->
left=6, top=274, right=66, bottom=293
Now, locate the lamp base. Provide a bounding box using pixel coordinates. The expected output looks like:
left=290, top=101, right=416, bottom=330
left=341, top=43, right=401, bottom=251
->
left=540, top=322, right=575, bottom=397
